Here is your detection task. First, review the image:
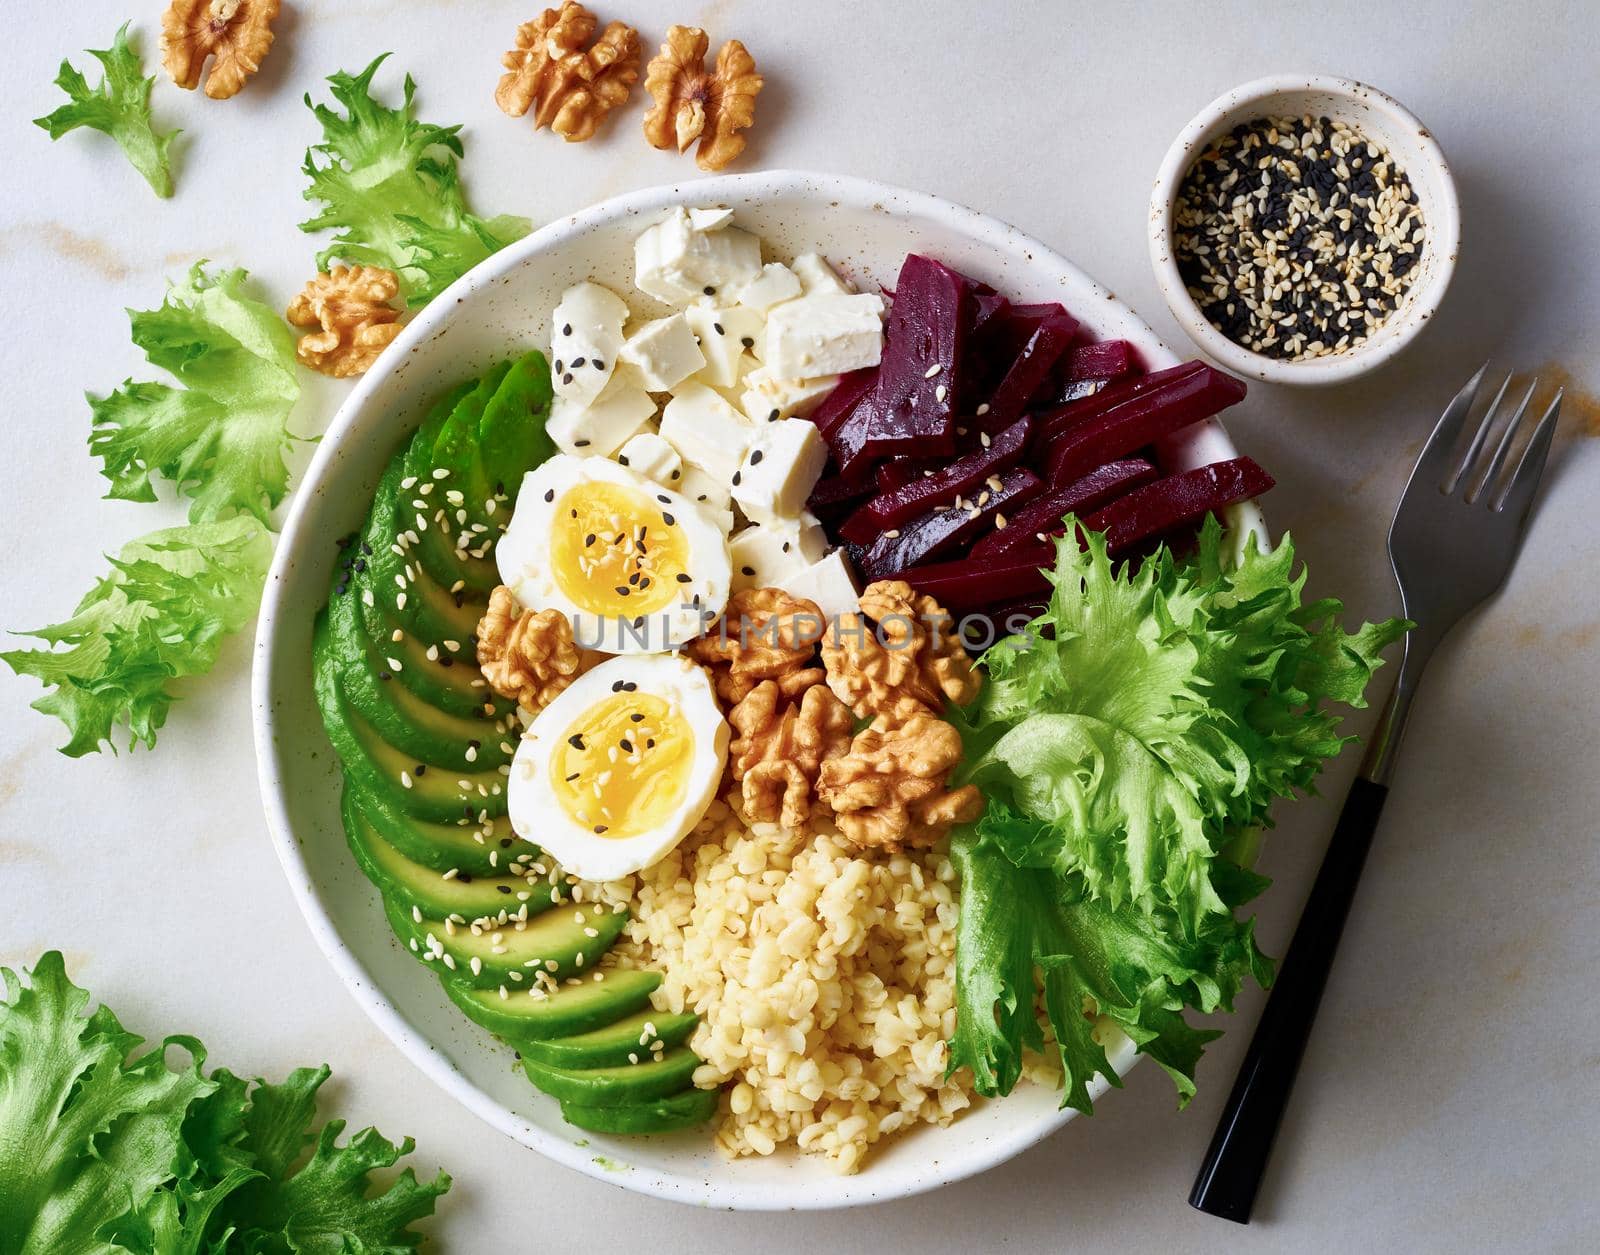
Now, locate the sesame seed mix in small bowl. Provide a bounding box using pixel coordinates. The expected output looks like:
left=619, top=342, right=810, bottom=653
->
left=1150, top=75, right=1459, bottom=386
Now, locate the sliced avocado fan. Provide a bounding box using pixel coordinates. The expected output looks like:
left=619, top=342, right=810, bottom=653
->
left=311, top=351, right=718, bottom=1137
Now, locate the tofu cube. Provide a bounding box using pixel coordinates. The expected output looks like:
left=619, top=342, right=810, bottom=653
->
left=619, top=313, right=705, bottom=391
left=792, top=252, right=853, bottom=296
left=546, top=363, right=656, bottom=457
left=658, top=381, right=758, bottom=485
left=731, top=418, right=828, bottom=526
left=737, top=262, right=802, bottom=312
left=616, top=431, right=683, bottom=486
left=684, top=304, right=752, bottom=389
left=634, top=208, right=763, bottom=306
left=781, top=549, right=861, bottom=619
left=729, top=520, right=826, bottom=593
left=739, top=365, right=840, bottom=424
left=763, top=294, right=886, bottom=380
left=550, top=282, right=630, bottom=407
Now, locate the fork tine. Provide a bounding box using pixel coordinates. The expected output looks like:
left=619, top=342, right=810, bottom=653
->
left=1447, top=371, right=1512, bottom=494
left=1494, top=390, right=1562, bottom=518
left=1418, top=362, right=1490, bottom=490
left=1471, top=379, right=1539, bottom=501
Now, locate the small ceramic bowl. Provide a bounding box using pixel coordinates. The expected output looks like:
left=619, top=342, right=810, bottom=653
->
left=1149, top=74, right=1459, bottom=387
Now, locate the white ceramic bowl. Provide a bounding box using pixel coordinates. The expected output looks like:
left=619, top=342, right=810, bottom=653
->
left=1149, top=74, right=1460, bottom=386
left=252, top=170, right=1262, bottom=1210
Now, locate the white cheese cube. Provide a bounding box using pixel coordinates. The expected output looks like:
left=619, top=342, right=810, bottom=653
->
left=737, top=262, right=802, bottom=312
left=731, top=418, right=828, bottom=526
left=619, top=313, right=705, bottom=391
left=550, top=282, right=630, bottom=407
left=684, top=305, right=749, bottom=389
left=782, top=549, right=861, bottom=619
left=634, top=208, right=763, bottom=306
left=739, top=366, right=840, bottom=424
left=792, top=252, right=853, bottom=296
left=678, top=464, right=733, bottom=512
left=763, top=294, right=886, bottom=380
left=688, top=206, right=735, bottom=232
left=546, top=363, right=655, bottom=457
left=616, top=431, right=683, bottom=486
left=729, top=523, right=821, bottom=593
left=658, top=381, right=757, bottom=485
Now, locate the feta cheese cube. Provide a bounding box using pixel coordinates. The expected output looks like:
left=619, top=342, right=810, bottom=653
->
left=763, top=294, right=886, bottom=380
left=616, top=431, right=683, bottom=486
left=634, top=207, right=763, bottom=306
left=792, top=252, right=853, bottom=296
left=684, top=304, right=750, bottom=389
left=729, top=520, right=826, bottom=593
left=737, top=262, right=802, bottom=312
left=782, top=549, right=861, bottom=619
left=550, top=282, right=630, bottom=407
left=688, top=206, right=734, bottom=232
left=658, top=381, right=757, bottom=485
left=678, top=464, right=733, bottom=513
left=731, top=418, right=827, bottom=526
left=546, top=362, right=655, bottom=457
left=619, top=313, right=705, bottom=391
left=739, top=365, right=839, bottom=424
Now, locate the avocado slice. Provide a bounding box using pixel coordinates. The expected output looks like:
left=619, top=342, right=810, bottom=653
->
left=385, top=895, right=627, bottom=988
left=313, top=646, right=509, bottom=823
left=342, top=789, right=555, bottom=920
left=354, top=588, right=508, bottom=721
left=443, top=967, right=663, bottom=1041
left=335, top=646, right=512, bottom=773
left=345, top=779, right=520, bottom=878
left=521, top=1047, right=702, bottom=1106
left=360, top=468, right=489, bottom=649
left=559, top=1088, right=719, bottom=1135
left=520, top=1009, right=699, bottom=1070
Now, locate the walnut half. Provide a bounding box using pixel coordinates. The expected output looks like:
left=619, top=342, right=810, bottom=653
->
left=818, top=714, right=983, bottom=853
left=286, top=266, right=404, bottom=378
left=728, top=678, right=854, bottom=831
left=686, top=587, right=827, bottom=706
left=476, top=586, right=582, bottom=716
left=496, top=4, right=641, bottom=142
left=822, top=580, right=982, bottom=727
left=642, top=26, right=763, bottom=171
left=162, top=0, right=279, bottom=100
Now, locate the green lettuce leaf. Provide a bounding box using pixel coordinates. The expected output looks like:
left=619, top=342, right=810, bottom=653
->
left=2, top=517, right=272, bottom=756
left=961, top=516, right=1406, bottom=930
left=88, top=264, right=300, bottom=526
left=301, top=56, right=531, bottom=308
left=948, top=822, right=1272, bottom=1113
left=34, top=23, right=177, bottom=198
left=0, top=953, right=449, bottom=1254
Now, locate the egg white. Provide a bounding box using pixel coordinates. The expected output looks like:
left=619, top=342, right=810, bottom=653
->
left=507, top=654, right=729, bottom=881
left=497, top=454, right=731, bottom=654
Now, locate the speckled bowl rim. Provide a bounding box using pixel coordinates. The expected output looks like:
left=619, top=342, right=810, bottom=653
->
left=252, top=169, right=1264, bottom=1210
left=1149, top=73, right=1460, bottom=386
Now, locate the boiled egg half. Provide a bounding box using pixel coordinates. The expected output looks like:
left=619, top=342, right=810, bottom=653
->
left=508, top=654, right=728, bottom=880
left=497, top=454, right=730, bottom=653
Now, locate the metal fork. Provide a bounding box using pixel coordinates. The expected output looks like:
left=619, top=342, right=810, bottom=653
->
left=1189, top=365, right=1564, bottom=1224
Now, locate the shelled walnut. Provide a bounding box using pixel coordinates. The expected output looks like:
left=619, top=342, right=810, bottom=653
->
left=642, top=26, right=763, bottom=171
left=162, top=0, right=279, bottom=100
left=822, top=580, right=981, bottom=726
left=686, top=587, right=826, bottom=706
left=476, top=586, right=581, bottom=715
left=728, top=679, right=854, bottom=830
left=496, top=3, right=640, bottom=142
left=285, top=266, right=404, bottom=378
left=818, top=714, right=983, bottom=853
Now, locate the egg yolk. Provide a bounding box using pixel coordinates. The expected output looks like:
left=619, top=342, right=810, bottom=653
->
left=549, top=482, right=690, bottom=619
left=549, top=691, right=694, bottom=840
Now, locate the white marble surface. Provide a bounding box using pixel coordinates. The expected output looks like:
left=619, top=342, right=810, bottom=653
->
left=2, top=0, right=1597, bottom=1250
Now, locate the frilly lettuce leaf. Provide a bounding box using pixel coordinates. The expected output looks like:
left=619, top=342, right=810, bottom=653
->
left=0, top=953, right=449, bottom=1253
left=2, top=517, right=271, bottom=756
left=960, top=516, right=1406, bottom=931
left=34, top=23, right=178, bottom=198
left=88, top=264, right=300, bottom=526
left=301, top=55, right=530, bottom=307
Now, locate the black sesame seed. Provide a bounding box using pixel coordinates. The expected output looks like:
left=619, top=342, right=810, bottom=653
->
left=740, top=336, right=755, bottom=349
left=543, top=488, right=554, bottom=503
left=561, top=372, right=574, bottom=385
left=562, top=323, right=572, bottom=336
left=714, top=322, right=725, bottom=335
left=565, top=772, right=580, bottom=781
left=703, top=285, right=716, bottom=295
left=741, top=565, right=756, bottom=577
left=593, top=358, right=605, bottom=370
left=554, top=360, right=564, bottom=374
left=594, top=824, right=608, bottom=834
left=732, top=471, right=742, bottom=486
left=414, top=764, right=427, bottom=776
left=585, top=533, right=596, bottom=546
left=497, top=884, right=512, bottom=894
left=574, top=439, right=591, bottom=448
left=568, top=734, right=586, bottom=749
left=768, top=409, right=779, bottom=422
left=662, top=513, right=675, bottom=526
left=630, top=712, right=645, bottom=721
left=750, top=449, right=764, bottom=465
left=616, top=585, right=631, bottom=596
left=618, top=455, right=630, bottom=466
left=571, top=356, right=586, bottom=368
left=675, top=572, right=692, bottom=582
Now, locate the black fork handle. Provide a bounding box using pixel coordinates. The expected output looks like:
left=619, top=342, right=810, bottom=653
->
left=1188, top=775, right=1390, bottom=1224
